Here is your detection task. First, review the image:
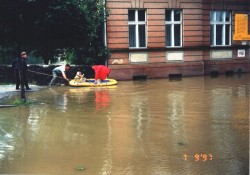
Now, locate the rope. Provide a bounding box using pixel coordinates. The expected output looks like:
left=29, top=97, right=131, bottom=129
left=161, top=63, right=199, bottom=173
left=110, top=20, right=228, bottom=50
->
left=28, top=70, right=52, bottom=77
left=28, top=70, right=65, bottom=79
left=28, top=69, right=94, bottom=83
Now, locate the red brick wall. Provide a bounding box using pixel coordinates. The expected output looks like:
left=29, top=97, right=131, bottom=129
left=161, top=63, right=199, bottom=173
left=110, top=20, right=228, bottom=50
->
left=106, top=0, right=250, bottom=80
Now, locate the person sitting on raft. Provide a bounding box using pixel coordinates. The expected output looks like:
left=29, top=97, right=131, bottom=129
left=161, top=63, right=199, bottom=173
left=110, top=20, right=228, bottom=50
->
left=92, top=65, right=110, bottom=84
left=74, top=71, right=86, bottom=83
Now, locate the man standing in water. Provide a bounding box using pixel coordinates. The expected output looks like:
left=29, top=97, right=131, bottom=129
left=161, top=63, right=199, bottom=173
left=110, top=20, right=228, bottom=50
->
left=12, top=51, right=31, bottom=90
left=49, top=64, right=70, bottom=87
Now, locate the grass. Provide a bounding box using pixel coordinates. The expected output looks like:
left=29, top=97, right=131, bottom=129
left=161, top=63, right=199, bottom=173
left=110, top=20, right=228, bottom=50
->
left=13, top=99, right=34, bottom=106
left=0, top=83, right=13, bottom=85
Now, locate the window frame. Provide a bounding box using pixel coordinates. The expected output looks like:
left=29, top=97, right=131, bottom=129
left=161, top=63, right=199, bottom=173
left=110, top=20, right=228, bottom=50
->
left=128, top=9, right=147, bottom=49
left=165, top=9, right=183, bottom=48
left=210, top=11, right=232, bottom=46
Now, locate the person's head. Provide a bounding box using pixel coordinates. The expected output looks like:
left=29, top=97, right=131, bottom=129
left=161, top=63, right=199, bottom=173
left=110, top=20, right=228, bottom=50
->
left=21, top=51, right=27, bottom=58
left=65, top=64, right=70, bottom=70
left=77, top=71, right=82, bottom=75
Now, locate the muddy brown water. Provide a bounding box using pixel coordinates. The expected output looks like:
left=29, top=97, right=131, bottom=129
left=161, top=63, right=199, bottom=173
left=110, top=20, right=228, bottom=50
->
left=0, top=74, right=249, bottom=175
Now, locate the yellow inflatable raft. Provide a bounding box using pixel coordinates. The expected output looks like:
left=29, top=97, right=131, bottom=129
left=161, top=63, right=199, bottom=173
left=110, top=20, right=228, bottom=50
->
left=69, top=79, right=117, bottom=87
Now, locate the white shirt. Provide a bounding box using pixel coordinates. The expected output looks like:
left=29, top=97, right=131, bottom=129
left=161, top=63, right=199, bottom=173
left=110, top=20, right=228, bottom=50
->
left=53, top=65, right=66, bottom=73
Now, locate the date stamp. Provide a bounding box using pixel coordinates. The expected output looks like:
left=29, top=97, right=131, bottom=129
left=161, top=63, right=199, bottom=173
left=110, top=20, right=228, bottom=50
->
left=183, top=154, right=213, bottom=161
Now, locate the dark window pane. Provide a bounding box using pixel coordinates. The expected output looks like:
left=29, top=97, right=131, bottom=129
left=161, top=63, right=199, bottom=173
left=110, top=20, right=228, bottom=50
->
left=166, top=25, right=171, bottom=46
left=210, top=25, right=214, bottom=45
left=225, top=25, right=230, bottom=45
left=128, top=10, right=135, bottom=21
left=216, top=25, right=223, bottom=45
left=129, top=25, right=136, bottom=47
left=174, top=24, right=181, bottom=46
left=165, top=10, right=171, bottom=21
left=138, top=25, right=146, bottom=47
left=225, top=11, right=230, bottom=22
left=174, top=10, right=181, bottom=21
left=138, top=10, right=145, bottom=21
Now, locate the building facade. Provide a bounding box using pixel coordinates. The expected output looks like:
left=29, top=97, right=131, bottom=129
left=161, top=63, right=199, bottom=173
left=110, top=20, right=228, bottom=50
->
left=105, top=0, right=250, bottom=80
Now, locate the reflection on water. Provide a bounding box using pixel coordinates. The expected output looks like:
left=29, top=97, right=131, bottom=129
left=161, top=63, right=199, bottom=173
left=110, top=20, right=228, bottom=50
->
left=0, top=74, right=249, bottom=174
left=95, top=88, right=110, bottom=111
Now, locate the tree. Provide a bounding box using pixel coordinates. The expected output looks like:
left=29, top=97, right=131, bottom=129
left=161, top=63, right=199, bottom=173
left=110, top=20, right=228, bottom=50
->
left=0, top=0, right=108, bottom=65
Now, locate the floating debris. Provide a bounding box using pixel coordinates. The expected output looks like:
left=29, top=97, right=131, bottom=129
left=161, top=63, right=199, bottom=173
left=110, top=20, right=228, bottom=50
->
left=177, top=142, right=187, bottom=146
left=75, top=165, right=85, bottom=171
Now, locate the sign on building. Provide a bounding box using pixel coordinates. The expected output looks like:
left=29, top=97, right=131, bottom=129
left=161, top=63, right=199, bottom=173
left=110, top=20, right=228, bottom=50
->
left=233, top=14, right=250, bottom=40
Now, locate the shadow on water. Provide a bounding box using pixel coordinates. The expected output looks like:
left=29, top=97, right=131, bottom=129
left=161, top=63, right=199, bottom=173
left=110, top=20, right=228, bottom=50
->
left=0, top=74, right=249, bottom=174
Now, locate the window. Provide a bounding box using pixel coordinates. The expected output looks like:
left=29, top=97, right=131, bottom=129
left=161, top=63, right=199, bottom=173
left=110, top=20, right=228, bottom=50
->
left=128, top=10, right=146, bottom=48
left=210, top=11, right=231, bottom=46
left=165, top=10, right=182, bottom=47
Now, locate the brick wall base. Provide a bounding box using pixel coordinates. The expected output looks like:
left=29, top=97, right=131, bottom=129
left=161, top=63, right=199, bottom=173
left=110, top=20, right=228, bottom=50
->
left=109, top=60, right=250, bottom=80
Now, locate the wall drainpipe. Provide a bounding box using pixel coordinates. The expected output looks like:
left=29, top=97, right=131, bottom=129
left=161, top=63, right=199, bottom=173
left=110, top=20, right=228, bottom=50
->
left=103, top=0, right=108, bottom=66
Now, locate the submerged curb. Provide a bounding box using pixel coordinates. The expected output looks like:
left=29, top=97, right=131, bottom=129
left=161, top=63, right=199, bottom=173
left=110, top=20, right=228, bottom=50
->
left=0, top=105, right=16, bottom=108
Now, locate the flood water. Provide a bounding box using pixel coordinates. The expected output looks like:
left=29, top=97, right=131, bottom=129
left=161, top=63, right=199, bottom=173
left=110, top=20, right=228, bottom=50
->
left=0, top=74, right=249, bottom=175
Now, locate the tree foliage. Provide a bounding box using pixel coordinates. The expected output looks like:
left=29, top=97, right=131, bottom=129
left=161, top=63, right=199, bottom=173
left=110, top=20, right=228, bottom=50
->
left=0, top=0, right=108, bottom=64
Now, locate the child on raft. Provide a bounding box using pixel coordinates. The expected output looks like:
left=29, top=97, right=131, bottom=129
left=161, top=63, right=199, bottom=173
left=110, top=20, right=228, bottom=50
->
left=74, top=71, right=86, bottom=83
